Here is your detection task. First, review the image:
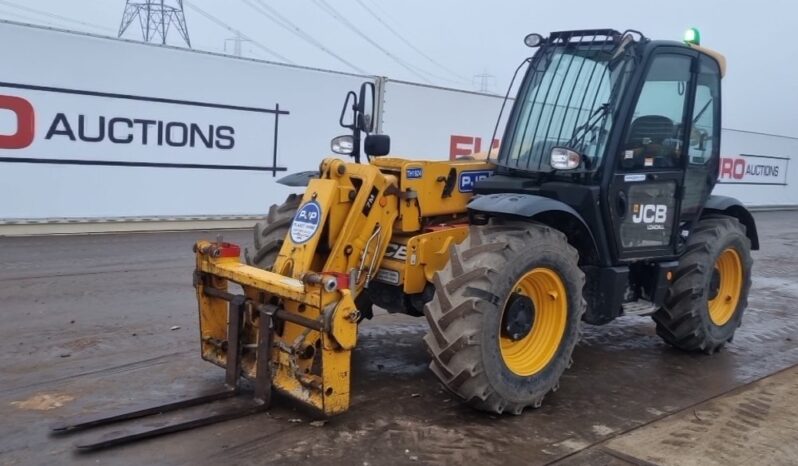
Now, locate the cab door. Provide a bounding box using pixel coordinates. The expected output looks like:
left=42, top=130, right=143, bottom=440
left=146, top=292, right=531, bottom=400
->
left=678, top=55, right=722, bottom=230
left=606, top=49, right=696, bottom=261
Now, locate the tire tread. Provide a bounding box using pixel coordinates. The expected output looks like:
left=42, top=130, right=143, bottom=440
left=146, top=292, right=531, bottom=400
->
left=652, top=215, right=753, bottom=353
left=423, top=222, right=586, bottom=414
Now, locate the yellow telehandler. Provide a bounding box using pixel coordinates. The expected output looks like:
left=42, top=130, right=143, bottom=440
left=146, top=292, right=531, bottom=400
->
left=54, top=28, right=757, bottom=450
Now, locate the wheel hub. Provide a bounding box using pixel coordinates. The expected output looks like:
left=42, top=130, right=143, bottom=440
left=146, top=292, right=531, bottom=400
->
left=499, top=268, right=568, bottom=377
left=502, top=293, right=536, bottom=341
left=708, top=247, right=743, bottom=326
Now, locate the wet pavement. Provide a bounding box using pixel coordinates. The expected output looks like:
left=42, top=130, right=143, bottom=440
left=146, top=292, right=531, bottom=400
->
left=0, top=211, right=796, bottom=465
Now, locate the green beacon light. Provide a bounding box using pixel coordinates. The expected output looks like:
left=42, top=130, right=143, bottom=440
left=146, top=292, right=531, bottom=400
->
left=684, top=27, right=701, bottom=46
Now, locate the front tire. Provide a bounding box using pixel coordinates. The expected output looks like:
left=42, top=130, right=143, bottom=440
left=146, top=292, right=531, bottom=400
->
left=652, top=216, right=753, bottom=353
left=245, top=194, right=301, bottom=270
left=423, top=222, right=585, bottom=414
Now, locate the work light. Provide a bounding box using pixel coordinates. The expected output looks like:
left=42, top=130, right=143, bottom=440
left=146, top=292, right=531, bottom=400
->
left=524, top=33, right=544, bottom=47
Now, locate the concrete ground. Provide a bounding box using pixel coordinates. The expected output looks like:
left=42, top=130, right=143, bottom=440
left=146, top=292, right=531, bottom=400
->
left=0, top=211, right=796, bottom=465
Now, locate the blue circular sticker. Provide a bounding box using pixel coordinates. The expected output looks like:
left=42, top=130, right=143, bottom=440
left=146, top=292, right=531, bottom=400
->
left=290, top=200, right=322, bottom=244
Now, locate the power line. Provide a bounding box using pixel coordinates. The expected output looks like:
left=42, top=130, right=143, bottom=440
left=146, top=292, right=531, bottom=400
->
left=183, top=1, right=295, bottom=64
left=311, top=0, right=433, bottom=83
left=353, top=0, right=469, bottom=84
left=242, top=0, right=366, bottom=74
left=397, top=58, right=462, bottom=85
left=362, top=0, right=400, bottom=25
left=0, top=0, right=114, bottom=33
left=247, top=0, right=367, bottom=74
left=0, top=7, right=65, bottom=28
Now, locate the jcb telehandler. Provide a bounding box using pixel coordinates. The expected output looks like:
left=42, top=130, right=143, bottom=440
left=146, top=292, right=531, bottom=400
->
left=54, top=29, right=757, bottom=450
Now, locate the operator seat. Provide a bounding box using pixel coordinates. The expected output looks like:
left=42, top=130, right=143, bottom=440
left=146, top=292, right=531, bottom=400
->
left=623, top=115, right=675, bottom=168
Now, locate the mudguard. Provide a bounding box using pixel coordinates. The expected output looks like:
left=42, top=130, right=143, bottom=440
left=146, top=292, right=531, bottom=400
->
left=277, top=170, right=319, bottom=187
left=469, top=192, right=587, bottom=224
left=468, top=193, right=599, bottom=259
left=703, top=195, right=759, bottom=250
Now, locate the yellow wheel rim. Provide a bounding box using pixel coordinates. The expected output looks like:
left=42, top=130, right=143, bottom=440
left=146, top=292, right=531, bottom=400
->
left=708, top=248, right=743, bottom=326
left=499, top=268, right=567, bottom=376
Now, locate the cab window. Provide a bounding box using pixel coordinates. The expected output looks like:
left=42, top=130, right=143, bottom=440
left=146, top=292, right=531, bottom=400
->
left=681, top=55, right=722, bottom=217
left=687, top=56, right=721, bottom=165
left=620, top=54, right=692, bottom=170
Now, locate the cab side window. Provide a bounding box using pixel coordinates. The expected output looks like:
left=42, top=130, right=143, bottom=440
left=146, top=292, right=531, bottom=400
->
left=688, top=56, right=721, bottom=165
left=621, top=54, right=692, bottom=170
left=681, top=55, right=721, bottom=217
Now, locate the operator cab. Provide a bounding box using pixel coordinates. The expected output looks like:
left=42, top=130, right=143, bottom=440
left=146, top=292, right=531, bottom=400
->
left=475, top=28, right=726, bottom=264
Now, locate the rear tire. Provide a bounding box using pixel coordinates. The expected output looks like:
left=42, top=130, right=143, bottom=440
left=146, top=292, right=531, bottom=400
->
left=423, top=222, right=585, bottom=414
left=245, top=194, right=301, bottom=270
left=652, top=216, right=752, bottom=354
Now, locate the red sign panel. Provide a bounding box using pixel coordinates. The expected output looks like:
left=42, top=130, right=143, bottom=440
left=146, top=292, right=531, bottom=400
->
left=0, top=95, right=35, bottom=149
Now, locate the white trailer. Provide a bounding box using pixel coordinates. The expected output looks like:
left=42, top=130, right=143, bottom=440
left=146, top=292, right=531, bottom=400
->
left=0, top=20, right=373, bottom=233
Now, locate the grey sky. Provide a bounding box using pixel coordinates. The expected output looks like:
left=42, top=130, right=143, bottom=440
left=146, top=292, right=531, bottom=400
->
left=2, top=0, right=795, bottom=137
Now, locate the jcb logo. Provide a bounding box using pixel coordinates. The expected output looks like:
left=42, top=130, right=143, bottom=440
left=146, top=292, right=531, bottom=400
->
left=632, top=204, right=667, bottom=224
left=0, top=95, right=35, bottom=149
left=385, top=243, right=408, bottom=261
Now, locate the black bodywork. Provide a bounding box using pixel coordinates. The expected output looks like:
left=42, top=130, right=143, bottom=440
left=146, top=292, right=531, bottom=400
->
left=470, top=29, right=758, bottom=325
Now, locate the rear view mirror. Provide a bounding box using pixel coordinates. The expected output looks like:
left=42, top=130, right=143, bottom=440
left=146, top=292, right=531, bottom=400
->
left=358, top=82, right=376, bottom=133
left=364, top=134, right=390, bottom=157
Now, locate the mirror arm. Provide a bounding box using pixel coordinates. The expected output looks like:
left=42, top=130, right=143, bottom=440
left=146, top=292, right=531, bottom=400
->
left=339, top=91, right=358, bottom=130
left=352, top=126, right=361, bottom=163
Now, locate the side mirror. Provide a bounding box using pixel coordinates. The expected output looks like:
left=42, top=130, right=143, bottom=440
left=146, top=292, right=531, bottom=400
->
left=331, top=135, right=355, bottom=155
left=550, top=147, right=581, bottom=170
left=357, top=82, right=376, bottom=133
left=335, top=81, right=377, bottom=163
left=364, top=134, right=390, bottom=157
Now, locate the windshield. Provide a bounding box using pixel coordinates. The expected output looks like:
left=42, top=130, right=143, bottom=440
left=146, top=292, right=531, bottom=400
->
left=499, top=41, right=635, bottom=172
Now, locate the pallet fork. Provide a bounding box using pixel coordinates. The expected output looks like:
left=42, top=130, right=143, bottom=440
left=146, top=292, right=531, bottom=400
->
left=51, top=238, right=356, bottom=451
left=51, top=287, right=277, bottom=451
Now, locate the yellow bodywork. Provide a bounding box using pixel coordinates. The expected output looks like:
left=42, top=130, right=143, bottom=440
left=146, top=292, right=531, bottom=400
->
left=194, top=156, right=492, bottom=415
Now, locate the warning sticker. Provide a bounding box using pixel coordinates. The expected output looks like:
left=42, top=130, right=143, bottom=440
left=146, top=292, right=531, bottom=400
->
left=290, top=200, right=322, bottom=244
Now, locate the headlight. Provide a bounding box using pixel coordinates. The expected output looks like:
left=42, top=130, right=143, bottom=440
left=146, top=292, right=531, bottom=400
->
left=331, top=135, right=354, bottom=155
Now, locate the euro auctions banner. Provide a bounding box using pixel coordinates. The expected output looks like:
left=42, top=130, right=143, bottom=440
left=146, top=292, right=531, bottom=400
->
left=718, top=154, right=789, bottom=185
left=0, top=83, right=287, bottom=173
